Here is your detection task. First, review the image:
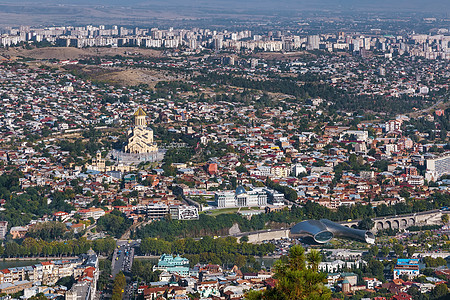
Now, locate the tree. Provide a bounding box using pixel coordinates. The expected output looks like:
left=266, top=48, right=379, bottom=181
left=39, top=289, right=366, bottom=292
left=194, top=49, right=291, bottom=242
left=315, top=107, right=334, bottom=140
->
left=235, top=165, right=247, bottom=174
left=4, top=242, right=20, bottom=257
left=131, top=260, right=161, bottom=283
left=406, top=246, right=416, bottom=258
left=55, top=276, right=75, bottom=289
left=368, top=245, right=379, bottom=257
left=408, top=285, right=420, bottom=298
left=96, top=210, right=132, bottom=238
left=423, top=257, right=448, bottom=268
left=431, top=283, right=449, bottom=299
left=306, top=249, right=322, bottom=272
left=366, top=259, right=384, bottom=281
left=246, top=245, right=331, bottom=300
left=368, top=148, right=377, bottom=156
left=26, top=222, right=67, bottom=241
left=358, top=218, right=374, bottom=230
left=112, top=272, right=126, bottom=300
left=28, top=293, right=48, bottom=300
left=380, top=246, right=390, bottom=258
left=393, top=244, right=404, bottom=257
left=98, top=259, right=112, bottom=291
left=441, top=214, right=449, bottom=225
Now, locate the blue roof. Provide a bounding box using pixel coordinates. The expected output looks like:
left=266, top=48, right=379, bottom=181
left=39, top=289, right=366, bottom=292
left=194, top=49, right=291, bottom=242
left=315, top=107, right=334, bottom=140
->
left=86, top=170, right=101, bottom=175
left=236, top=185, right=246, bottom=195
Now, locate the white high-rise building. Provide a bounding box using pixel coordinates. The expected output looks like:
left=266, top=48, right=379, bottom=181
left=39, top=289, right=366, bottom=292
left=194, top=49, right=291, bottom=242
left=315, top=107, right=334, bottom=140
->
left=292, top=164, right=307, bottom=177
left=426, top=153, right=450, bottom=181
left=307, top=35, right=320, bottom=50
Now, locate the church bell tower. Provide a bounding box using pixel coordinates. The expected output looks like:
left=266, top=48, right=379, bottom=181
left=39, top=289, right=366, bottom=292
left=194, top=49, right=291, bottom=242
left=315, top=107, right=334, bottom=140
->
left=124, top=107, right=158, bottom=154
left=134, top=107, right=147, bottom=127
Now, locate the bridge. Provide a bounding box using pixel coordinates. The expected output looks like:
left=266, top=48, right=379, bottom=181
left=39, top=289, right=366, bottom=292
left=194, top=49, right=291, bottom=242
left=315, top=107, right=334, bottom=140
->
left=340, top=209, right=448, bottom=232
left=232, top=209, right=449, bottom=243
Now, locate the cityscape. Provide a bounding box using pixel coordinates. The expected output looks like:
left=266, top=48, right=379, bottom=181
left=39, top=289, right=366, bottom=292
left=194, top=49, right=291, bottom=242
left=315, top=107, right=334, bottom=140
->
left=0, top=1, right=449, bottom=300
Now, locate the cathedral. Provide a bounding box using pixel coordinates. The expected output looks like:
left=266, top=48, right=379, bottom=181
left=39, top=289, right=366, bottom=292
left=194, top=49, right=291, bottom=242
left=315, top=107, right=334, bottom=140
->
left=124, top=107, right=158, bottom=154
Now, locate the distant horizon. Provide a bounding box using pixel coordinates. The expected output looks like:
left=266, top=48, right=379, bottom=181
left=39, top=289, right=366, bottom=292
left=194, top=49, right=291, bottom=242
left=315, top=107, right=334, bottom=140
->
left=1, top=0, right=448, bottom=11
left=0, top=0, right=448, bottom=28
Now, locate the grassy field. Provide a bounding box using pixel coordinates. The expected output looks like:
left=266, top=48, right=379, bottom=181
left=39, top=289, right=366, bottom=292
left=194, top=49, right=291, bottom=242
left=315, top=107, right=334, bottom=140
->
left=202, top=207, right=263, bottom=216
left=203, top=208, right=239, bottom=216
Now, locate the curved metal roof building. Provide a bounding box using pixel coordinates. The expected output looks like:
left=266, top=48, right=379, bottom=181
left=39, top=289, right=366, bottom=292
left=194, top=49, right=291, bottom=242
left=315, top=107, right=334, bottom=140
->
left=290, top=219, right=375, bottom=244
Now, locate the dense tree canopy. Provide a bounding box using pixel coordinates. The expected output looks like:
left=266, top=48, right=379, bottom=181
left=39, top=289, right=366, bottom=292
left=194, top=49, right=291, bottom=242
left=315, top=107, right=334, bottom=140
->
left=1, top=237, right=115, bottom=258
left=246, top=245, right=331, bottom=300
left=131, top=260, right=161, bottom=283
left=26, top=222, right=67, bottom=241
left=97, top=210, right=133, bottom=238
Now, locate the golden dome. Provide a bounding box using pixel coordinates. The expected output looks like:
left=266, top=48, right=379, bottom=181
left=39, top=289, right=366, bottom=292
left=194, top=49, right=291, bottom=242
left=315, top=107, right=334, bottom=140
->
left=134, top=107, right=147, bottom=117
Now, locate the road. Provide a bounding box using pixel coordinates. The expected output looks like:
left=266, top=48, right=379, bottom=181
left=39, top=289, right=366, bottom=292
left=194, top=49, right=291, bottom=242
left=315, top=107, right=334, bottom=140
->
left=371, top=209, right=441, bottom=221
left=124, top=281, right=136, bottom=300
left=120, top=221, right=144, bottom=240
left=82, top=224, right=97, bottom=238
left=110, top=240, right=140, bottom=300
left=408, top=98, right=447, bottom=118
left=111, top=240, right=136, bottom=278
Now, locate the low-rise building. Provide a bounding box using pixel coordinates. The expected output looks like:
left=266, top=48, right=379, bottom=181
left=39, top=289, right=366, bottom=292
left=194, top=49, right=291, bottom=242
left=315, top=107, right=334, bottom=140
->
left=170, top=205, right=199, bottom=220
left=393, top=259, right=420, bottom=280
left=0, top=280, right=32, bottom=295
left=10, top=226, right=28, bottom=239
left=363, top=277, right=382, bottom=289
left=153, top=254, right=190, bottom=276
left=78, top=208, right=105, bottom=220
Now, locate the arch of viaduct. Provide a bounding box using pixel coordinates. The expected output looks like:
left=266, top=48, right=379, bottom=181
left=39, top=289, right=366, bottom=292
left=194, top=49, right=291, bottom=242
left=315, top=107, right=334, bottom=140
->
left=340, top=210, right=447, bottom=232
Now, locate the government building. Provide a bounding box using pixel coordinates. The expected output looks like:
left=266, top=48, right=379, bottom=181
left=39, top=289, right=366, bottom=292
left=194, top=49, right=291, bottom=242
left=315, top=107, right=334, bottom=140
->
left=124, top=107, right=158, bottom=154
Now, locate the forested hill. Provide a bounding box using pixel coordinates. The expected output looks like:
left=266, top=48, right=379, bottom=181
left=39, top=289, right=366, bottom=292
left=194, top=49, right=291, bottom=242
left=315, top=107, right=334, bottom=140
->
left=194, top=72, right=435, bottom=115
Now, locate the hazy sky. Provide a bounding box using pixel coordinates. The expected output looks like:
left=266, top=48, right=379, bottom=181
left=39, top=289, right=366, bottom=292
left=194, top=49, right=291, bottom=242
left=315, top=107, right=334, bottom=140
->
left=0, top=0, right=448, bottom=27
left=0, top=0, right=449, bottom=11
